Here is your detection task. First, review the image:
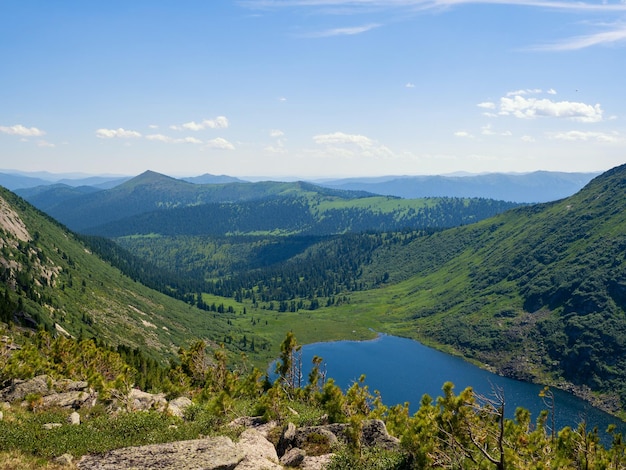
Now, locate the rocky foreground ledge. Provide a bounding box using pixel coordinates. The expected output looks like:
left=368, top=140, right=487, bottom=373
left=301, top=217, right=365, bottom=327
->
left=75, top=417, right=399, bottom=470
left=1, top=375, right=400, bottom=469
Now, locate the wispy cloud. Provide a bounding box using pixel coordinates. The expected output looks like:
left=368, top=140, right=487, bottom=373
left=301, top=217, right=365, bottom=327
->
left=0, top=124, right=45, bottom=137
left=241, top=0, right=626, bottom=49
left=550, top=130, right=622, bottom=143
left=37, top=140, right=55, bottom=148
left=240, top=0, right=626, bottom=13
left=304, top=23, right=381, bottom=37
left=96, top=128, right=141, bottom=139
left=530, top=23, right=626, bottom=50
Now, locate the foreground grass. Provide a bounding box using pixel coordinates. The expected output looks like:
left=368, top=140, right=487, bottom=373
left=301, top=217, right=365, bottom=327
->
left=0, top=451, right=71, bottom=470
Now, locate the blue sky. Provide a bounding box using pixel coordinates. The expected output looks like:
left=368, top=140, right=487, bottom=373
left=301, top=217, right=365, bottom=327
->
left=1, top=0, right=625, bottom=178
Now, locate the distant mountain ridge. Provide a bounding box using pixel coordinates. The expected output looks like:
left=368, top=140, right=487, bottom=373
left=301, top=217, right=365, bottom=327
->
left=3, top=169, right=598, bottom=203
left=319, top=171, right=598, bottom=203
left=16, top=170, right=522, bottom=236
left=17, top=171, right=384, bottom=233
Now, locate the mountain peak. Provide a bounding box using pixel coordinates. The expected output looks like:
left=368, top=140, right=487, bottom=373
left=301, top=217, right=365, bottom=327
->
left=117, top=170, right=191, bottom=191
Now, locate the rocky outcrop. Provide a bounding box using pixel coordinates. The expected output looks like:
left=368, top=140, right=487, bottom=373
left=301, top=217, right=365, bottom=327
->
left=167, top=396, right=192, bottom=418
left=0, top=374, right=97, bottom=409
left=127, top=388, right=168, bottom=412
left=234, top=429, right=282, bottom=470
left=0, top=376, right=194, bottom=415
left=72, top=416, right=399, bottom=470
left=0, top=374, right=51, bottom=402
left=77, top=436, right=245, bottom=470
left=76, top=431, right=282, bottom=470
left=277, top=418, right=399, bottom=457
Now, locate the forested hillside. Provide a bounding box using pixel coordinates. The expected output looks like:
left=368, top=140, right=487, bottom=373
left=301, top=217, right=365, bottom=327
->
left=86, top=195, right=517, bottom=238
left=344, top=163, right=626, bottom=410
left=18, top=171, right=375, bottom=232
left=0, top=187, right=235, bottom=360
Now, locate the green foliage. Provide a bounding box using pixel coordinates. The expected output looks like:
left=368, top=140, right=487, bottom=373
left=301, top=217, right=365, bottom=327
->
left=328, top=447, right=409, bottom=470
left=3, top=331, right=626, bottom=469
left=0, top=330, right=133, bottom=394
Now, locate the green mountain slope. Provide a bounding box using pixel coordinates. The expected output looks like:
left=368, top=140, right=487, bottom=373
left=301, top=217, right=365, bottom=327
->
left=0, top=187, right=234, bottom=361
left=22, top=171, right=376, bottom=233
left=346, top=163, right=626, bottom=409
left=86, top=195, right=518, bottom=238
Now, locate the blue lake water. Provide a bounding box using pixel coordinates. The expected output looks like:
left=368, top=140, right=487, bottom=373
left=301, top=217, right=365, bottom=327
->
left=288, top=334, right=626, bottom=444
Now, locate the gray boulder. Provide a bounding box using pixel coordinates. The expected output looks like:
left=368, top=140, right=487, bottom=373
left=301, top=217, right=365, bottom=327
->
left=77, top=436, right=244, bottom=470
left=234, top=428, right=282, bottom=470
left=361, top=419, right=400, bottom=450
left=0, top=375, right=51, bottom=402
left=68, top=411, right=81, bottom=425
left=167, top=396, right=192, bottom=418
left=127, top=388, right=167, bottom=412
left=280, top=447, right=306, bottom=467
left=42, top=391, right=92, bottom=409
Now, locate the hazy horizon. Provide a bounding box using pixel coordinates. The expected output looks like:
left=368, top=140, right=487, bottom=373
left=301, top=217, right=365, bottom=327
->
left=2, top=1, right=625, bottom=178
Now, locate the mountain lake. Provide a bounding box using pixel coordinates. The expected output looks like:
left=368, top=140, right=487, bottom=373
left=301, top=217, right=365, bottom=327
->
left=276, top=333, right=626, bottom=445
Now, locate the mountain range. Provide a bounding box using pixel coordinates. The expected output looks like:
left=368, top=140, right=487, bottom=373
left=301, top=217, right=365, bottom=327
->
left=1, top=164, right=626, bottom=414
left=4, top=169, right=597, bottom=203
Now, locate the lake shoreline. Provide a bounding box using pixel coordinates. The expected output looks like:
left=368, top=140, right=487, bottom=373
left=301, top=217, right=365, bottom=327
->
left=294, top=332, right=626, bottom=432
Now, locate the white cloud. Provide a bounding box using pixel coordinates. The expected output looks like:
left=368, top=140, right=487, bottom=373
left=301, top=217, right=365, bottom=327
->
left=454, top=130, right=474, bottom=138
left=313, top=131, right=394, bottom=158
left=547, top=88, right=557, bottom=95
left=314, top=131, right=376, bottom=148
left=265, top=144, right=288, bottom=154
left=145, top=134, right=171, bottom=143
left=206, top=137, right=235, bottom=150
left=305, top=23, right=381, bottom=37
left=96, top=128, right=142, bottom=139
left=550, top=130, right=622, bottom=143
left=146, top=134, right=204, bottom=144
left=181, top=137, right=204, bottom=144
left=521, top=135, right=536, bottom=142
left=270, top=129, right=285, bottom=138
left=0, top=124, right=45, bottom=137
left=171, top=116, right=229, bottom=131
left=481, top=124, right=512, bottom=136
left=477, top=101, right=496, bottom=109
left=405, top=82, right=415, bottom=88
left=505, top=88, right=542, bottom=97
left=499, top=95, right=603, bottom=122
left=37, top=140, right=55, bottom=148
